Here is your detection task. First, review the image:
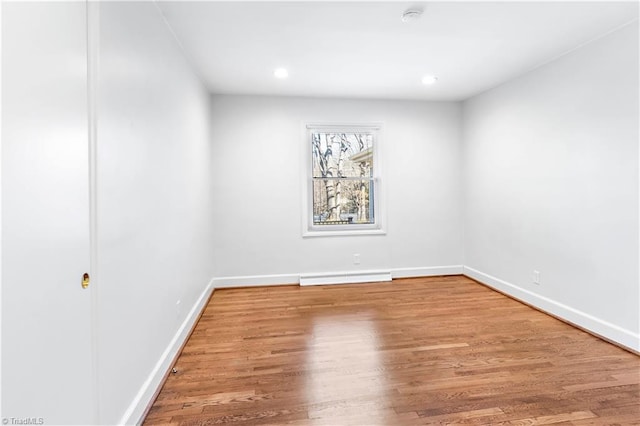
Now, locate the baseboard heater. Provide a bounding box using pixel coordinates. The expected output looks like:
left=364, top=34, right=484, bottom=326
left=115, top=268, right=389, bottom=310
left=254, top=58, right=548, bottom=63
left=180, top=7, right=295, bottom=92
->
left=299, top=270, right=392, bottom=286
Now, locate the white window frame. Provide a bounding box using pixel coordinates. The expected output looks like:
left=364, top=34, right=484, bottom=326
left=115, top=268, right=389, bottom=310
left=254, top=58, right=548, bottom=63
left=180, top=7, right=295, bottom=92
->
left=302, top=123, right=385, bottom=238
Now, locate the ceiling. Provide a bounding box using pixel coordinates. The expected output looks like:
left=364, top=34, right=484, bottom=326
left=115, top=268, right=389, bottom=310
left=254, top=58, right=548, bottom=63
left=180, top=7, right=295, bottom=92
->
left=157, top=1, right=639, bottom=101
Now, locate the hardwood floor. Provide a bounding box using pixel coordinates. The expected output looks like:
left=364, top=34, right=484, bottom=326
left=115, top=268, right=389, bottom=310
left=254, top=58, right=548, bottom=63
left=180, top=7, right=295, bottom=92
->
left=144, top=276, right=640, bottom=425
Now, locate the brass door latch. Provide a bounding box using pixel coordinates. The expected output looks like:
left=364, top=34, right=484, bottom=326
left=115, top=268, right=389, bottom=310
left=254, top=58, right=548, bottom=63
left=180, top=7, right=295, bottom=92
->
left=82, top=273, right=90, bottom=289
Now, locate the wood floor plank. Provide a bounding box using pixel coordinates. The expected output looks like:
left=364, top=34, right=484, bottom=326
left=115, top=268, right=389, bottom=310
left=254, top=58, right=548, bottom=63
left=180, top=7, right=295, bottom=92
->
left=144, top=276, right=640, bottom=425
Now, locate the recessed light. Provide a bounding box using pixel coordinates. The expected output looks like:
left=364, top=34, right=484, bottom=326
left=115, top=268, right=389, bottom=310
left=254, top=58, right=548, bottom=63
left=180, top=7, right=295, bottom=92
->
left=421, top=75, right=438, bottom=85
left=401, top=8, right=423, bottom=23
left=274, top=68, right=288, bottom=79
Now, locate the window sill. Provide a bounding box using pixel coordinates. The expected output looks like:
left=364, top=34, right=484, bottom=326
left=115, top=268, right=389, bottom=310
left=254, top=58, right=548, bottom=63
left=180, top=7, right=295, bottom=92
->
left=302, top=228, right=387, bottom=238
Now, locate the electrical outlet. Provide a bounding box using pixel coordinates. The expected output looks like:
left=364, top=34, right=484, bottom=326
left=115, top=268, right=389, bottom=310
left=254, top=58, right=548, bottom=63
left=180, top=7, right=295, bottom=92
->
left=533, top=270, right=540, bottom=285
left=353, top=253, right=361, bottom=265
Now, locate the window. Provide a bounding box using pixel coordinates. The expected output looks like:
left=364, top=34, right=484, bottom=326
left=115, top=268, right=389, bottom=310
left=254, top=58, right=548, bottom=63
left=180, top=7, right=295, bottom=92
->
left=303, top=124, right=384, bottom=236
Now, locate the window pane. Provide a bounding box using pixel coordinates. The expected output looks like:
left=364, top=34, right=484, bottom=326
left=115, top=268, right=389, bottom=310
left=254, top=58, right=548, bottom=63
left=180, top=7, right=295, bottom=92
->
left=311, top=132, right=373, bottom=179
left=312, top=179, right=375, bottom=225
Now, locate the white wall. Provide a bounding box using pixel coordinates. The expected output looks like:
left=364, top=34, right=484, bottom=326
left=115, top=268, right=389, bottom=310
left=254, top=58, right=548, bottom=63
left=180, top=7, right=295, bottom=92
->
left=210, top=95, right=463, bottom=281
left=96, top=3, right=213, bottom=424
left=462, top=22, right=639, bottom=350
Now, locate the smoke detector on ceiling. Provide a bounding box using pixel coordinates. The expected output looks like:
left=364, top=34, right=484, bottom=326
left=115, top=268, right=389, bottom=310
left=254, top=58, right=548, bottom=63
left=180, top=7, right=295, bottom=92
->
left=401, top=8, right=423, bottom=23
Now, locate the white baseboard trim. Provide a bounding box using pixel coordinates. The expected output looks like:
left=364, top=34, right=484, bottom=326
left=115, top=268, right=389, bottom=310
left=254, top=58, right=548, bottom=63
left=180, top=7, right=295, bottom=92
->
left=210, top=266, right=464, bottom=289
left=120, top=280, right=215, bottom=426
left=391, top=265, right=463, bottom=279
left=212, top=273, right=299, bottom=289
left=463, top=266, right=640, bottom=353
left=300, top=270, right=392, bottom=286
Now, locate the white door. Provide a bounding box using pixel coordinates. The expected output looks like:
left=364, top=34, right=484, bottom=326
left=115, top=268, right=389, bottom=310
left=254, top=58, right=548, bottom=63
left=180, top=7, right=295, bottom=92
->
left=2, top=1, right=95, bottom=424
